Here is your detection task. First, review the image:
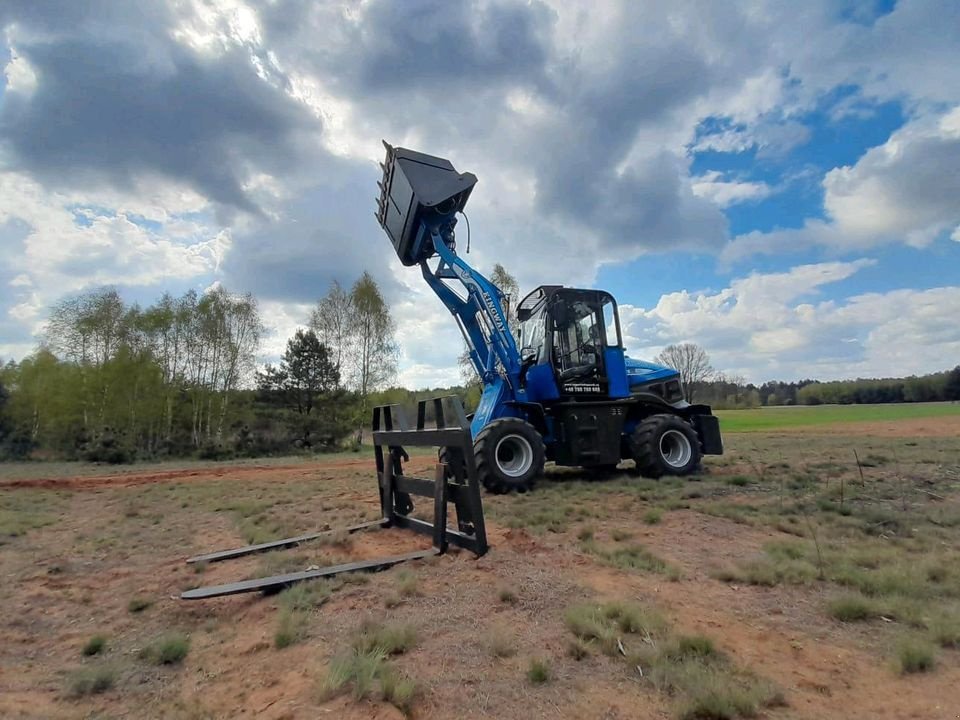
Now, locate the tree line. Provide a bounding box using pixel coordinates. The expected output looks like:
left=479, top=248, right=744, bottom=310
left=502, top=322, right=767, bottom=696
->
left=2, top=280, right=957, bottom=463
left=654, top=343, right=959, bottom=408
left=0, top=273, right=402, bottom=462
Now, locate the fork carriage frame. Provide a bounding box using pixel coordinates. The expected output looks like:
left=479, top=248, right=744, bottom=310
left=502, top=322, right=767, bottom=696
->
left=180, top=396, right=488, bottom=600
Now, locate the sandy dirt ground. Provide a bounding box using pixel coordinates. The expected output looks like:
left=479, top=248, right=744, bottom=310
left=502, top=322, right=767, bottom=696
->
left=1, top=428, right=959, bottom=719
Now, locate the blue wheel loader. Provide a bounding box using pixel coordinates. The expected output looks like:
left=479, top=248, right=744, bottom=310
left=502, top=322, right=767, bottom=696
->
left=375, top=143, right=723, bottom=493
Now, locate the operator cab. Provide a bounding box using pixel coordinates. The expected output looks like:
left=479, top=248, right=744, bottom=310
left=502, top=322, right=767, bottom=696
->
left=517, top=285, right=629, bottom=400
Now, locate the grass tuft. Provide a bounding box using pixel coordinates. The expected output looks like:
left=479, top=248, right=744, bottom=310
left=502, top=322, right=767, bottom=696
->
left=81, top=635, right=107, bottom=657
left=498, top=587, right=518, bottom=604
left=894, top=638, right=936, bottom=674
left=928, top=614, right=960, bottom=648
left=827, top=594, right=878, bottom=622
left=488, top=628, right=516, bottom=658
left=379, top=665, right=417, bottom=715
left=275, top=608, right=309, bottom=648
left=139, top=632, right=190, bottom=665
left=526, top=658, right=551, bottom=684
left=127, top=597, right=152, bottom=613
left=320, top=620, right=420, bottom=716
left=643, top=509, right=664, bottom=525
left=567, top=637, right=591, bottom=660
left=67, top=665, right=116, bottom=697
left=396, top=570, right=420, bottom=598
left=352, top=620, right=417, bottom=656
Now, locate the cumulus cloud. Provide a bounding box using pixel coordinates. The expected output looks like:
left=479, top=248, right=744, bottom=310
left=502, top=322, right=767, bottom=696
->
left=621, top=260, right=960, bottom=382
left=723, top=105, right=960, bottom=261
left=823, top=107, right=960, bottom=246
left=0, top=0, right=320, bottom=215
left=1, top=0, right=959, bottom=387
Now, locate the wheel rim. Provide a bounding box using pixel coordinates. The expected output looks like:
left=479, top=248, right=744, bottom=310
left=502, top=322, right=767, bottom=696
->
left=659, top=429, right=692, bottom=469
left=494, top=434, right=534, bottom=478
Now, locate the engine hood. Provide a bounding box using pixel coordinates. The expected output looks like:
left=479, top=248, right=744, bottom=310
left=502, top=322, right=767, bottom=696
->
left=624, top=357, right=680, bottom=387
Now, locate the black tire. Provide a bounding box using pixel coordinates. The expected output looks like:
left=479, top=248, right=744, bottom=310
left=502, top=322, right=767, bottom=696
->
left=630, top=414, right=701, bottom=479
left=474, top=418, right=546, bottom=494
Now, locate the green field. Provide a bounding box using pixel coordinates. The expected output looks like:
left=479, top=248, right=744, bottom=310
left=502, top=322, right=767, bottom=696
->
left=715, top=401, right=960, bottom=432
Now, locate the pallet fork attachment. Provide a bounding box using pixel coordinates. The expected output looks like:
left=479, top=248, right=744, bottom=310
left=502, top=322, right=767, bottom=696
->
left=180, top=396, right=487, bottom=600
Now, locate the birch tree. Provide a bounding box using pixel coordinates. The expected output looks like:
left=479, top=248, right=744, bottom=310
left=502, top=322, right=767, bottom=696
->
left=309, top=280, right=353, bottom=383
left=349, top=272, right=398, bottom=399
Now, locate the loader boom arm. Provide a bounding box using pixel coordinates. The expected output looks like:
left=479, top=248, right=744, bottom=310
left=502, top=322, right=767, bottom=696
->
left=375, top=142, right=522, bottom=388
left=420, top=228, right=521, bottom=385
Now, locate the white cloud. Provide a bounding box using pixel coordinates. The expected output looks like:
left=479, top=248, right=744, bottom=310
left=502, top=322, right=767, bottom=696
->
left=620, top=260, right=960, bottom=382
left=2, top=44, right=36, bottom=94
left=0, top=171, right=225, bottom=334
left=691, top=171, right=773, bottom=208
left=723, top=105, right=960, bottom=261
left=823, top=107, right=960, bottom=246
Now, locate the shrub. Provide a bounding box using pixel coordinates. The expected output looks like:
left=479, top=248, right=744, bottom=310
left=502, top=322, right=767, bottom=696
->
left=643, top=509, right=663, bottom=525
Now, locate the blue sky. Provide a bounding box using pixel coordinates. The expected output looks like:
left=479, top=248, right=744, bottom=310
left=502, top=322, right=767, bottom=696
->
left=0, top=0, right=958, bottom=387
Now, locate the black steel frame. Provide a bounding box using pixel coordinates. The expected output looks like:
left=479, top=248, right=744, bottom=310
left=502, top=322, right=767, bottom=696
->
left=181, top=396, right=487, bottom=600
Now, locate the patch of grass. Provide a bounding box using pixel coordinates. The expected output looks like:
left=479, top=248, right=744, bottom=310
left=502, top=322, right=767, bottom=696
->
left=352, top=620, right=417, bottom=656
left=928, top=614, right=960, bottom=648
left=726, top=476, right=751, bottom=487
left=275, top=607, right=309, bottom=648
left=379, top=665, right=417, bottom=716
left=527, top=658, right=551, bottom=684
left=678, top=671, right=785, bottom=720
left=565, top=601, right=666, bottom=656
left=488, top=628, right=516, bottom=658
left=0, top=489, right=64, bottom=544
left=828, top=594, right=879, bottom=622
left=577, top=525, right=595, bottom=541
left=566, top=597, right=782, bottom=719
left=321, top=621, right=420, bottom=717
left=894, top=637, right=936, bottom=674
left=67, top=665, right=116, bottom=697
left=665, top=635, right=719, bottom=661
left=611, top=528, right=634, bottom=541
left=396, top=570, right=420, bottom=598
left=139, top=632, right=190, bottom=665
left=278, top=580, right=332, bottom=612
left=567, top=637, right=591, bottom=660
left=584, top=540, right=674, bottom=575
left=643, top=508, right=664, bottom=525
left=81, top=635, right=107, bottom=656
left=127, top=597, right=152, bottom=613
left=498, top=587, right=518, bottom=604
left=323, top=646, right=387, bottom=701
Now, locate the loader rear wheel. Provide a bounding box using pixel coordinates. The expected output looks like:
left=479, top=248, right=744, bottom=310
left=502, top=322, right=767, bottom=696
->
left=631, top=414, right=701, bottom=479
left=474, top=418, right=545, bottom=494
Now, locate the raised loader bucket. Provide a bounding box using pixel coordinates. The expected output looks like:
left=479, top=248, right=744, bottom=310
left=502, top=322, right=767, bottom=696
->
left=375, top=141, right=477, bottom=266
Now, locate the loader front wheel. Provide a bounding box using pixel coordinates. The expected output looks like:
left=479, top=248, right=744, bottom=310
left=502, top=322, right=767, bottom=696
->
left=631, top=414, right=701, bottom=479
left=474, top=418, right=545, bottom=494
